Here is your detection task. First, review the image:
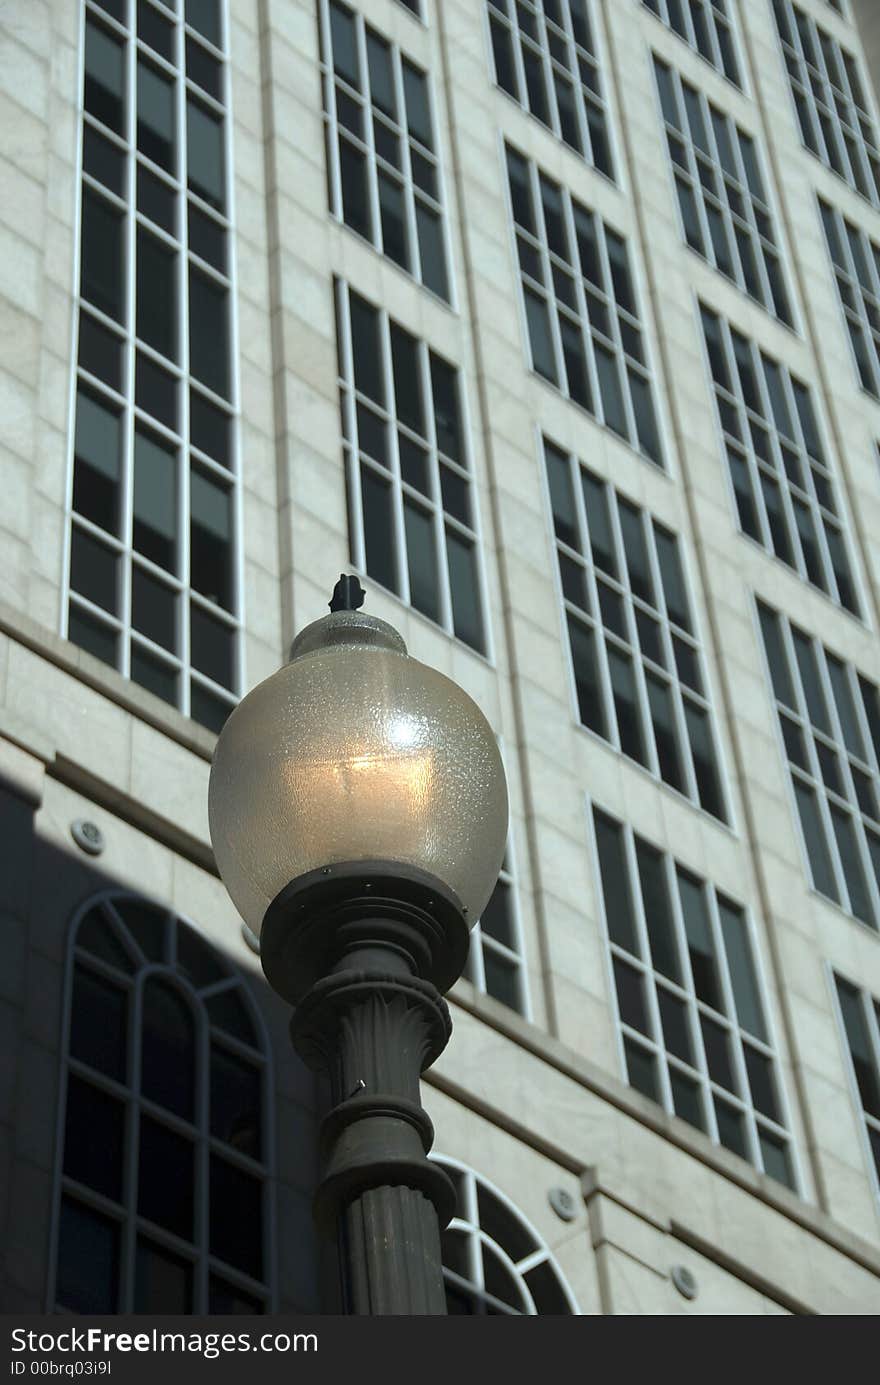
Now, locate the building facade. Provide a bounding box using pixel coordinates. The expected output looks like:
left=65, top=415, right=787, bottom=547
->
left=2, top=0, right=880, bottom=1313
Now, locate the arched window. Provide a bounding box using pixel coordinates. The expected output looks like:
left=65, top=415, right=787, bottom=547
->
left=49, top=892, right=273, bottom=1313
left=434, top=1156, right=579, bottom=1314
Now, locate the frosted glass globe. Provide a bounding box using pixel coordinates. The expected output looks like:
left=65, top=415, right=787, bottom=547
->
left=208, top=609, right=508, bottom=937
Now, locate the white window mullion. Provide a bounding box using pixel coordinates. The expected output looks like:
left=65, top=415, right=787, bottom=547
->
left=705, top=887, right=763, bottom=1172
left=529, top=159, right=568, bottom=397
left=780, top=616, right=853, bottom=913
left=572, top=462, right=621, bottom=755
left=815, top=643, right=880, bottom=928
left=623, top=823, right=675, bottom=1113
left=716, top=320, right=775, bottom=556
left=561, top=187, right=602, bottom=426
left=663, top=856, right=720, bottom=1143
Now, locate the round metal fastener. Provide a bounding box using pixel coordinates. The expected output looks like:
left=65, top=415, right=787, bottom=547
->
left=71, top=819, right=105, bottom=857
left=548, top=1186, right=577, bottom=1222
left=671, top=1265, right=697, bottom=1300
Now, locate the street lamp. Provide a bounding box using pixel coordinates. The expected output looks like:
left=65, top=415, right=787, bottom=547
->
left=208, top=576, right=508, bottom=1314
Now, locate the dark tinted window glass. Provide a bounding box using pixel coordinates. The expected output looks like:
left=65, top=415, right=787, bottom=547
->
left=137, top=164, right=176, bottom=233
left=132, top=566, right=177, bottom=651
left=133, top=430, right=177, bottom=570
left=85, top=21, right=125, bottom=134
left=136, top=353, right=177, bottom=430
left=187, top=98, right=225, bottom=209
left=360, top=465, right=396, bottom=592
left=190, top=391, right=231, bottom=466
left=138, top=1117, right=194, bottom=1237
left=188, top=204, right=226, bottom=272
left=63, top=1076, right=125, bottom=1200
left=677, top=870, right=721, bottom=1009
left=140, top=981, right=195, bottom=1118
left=349, top=293, right=385, bottom=406
left=73, top=389, right=122, bottom=533
left=594, top=811, right=639, bottom=954
left=211, top=1046, right=261, bottom=1157
left=191, top=468, right=232, bottom=609
left=82, top=191, right=124, bottom=322
left=56, top=1199, right=119, bottom=1313
left=210, top=1157, right=262, bottom=1277
left=137, top=229, right=178, bottom=359
left=635, top=840, right=680, bottom=982
left=67, top=606, right=118, bottom=667
left=79, top=314, right=123, bottom=391
left=186, top=0, right=221, bottom=47
left=70, top=527, right=118, bottom=614
left=135, top=1240, right=194, bottom=1313
left=191, top=603, right=235, bottom=689
left=84, top=125, right=126, bottom=195
left=137, top=60, right=176, bottom=172
left=189, top=269, right=229, bottom=398
left=447, top=529, right=484, bottom=653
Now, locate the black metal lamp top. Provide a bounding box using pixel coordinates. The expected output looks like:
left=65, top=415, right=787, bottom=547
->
left=328, top=574, right=366, bottom=613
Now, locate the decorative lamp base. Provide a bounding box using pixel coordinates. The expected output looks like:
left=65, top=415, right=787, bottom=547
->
left=261, top=862, right=470, bottom=1315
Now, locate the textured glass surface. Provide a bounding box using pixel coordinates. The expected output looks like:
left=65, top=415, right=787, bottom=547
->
left=209, top=611, right=508, bottom=932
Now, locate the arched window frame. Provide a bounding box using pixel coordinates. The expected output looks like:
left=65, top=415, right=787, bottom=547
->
left=432, top=1154, right=580, bottom=1314
left=47, top=889, right=277, bottom=1314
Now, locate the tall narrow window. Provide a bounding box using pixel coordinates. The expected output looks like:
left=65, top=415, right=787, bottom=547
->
left=335, top=280, right=486, bottom=652
left=546, top=438, right=727, bottom=821
left=757, top=600, right=880, bottom=930
left=819, top=198, right=880, bottom=402
left=436, top=1158, right=578, bottom=1313
left=320, top=0, right=450, bottom=301
left=700, top=305, right=859, bottom=613
left=654, top=59, right=792, bottom=324
left=69, top=0, right=240, bottom=733
left=591, top=808, right=797, bottom=1187
left=486, top=1, right=613, bottom=177
left=833, top=974, right=880, bottom=1198
left=463, top=853, right=529, bottom=1016
left=642, top=0, right=741, bottom=86
left=773, top=0, right=880, bottom=207
left=52, top=893, right=271, bottom=1313
left=506, top=145, right=663, bottom=466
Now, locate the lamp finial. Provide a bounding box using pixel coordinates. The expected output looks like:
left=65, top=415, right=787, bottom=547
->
left=329, top=574, right=366, bottom=613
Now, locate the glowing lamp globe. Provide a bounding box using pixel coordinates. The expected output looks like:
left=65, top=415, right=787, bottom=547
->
left=208, top=606, right=508, bottom=956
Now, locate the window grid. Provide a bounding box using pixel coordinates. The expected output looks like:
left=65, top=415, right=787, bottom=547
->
left=485, top=0, right=614, bottom=177
left=642, top=0, right=741, bottom=86
left=319, top=0, right=451, bottom=302
left=545, top=438, right=728, bottom=820
left=820, top=197, right=880, bottom=401
left=758, top=600, right=880, bottom=932
left=463, top=854, right=530, bottom=1017
left=51, top=893, right=271, bottom=1314
left=654, top=58, right=793, bottom=324
left=335, top=279, right=487, bottom=653
left=433, top=1157, right=578, bottom=1314
left=591, top=808, right=797, bottom=1188
left=395, top=0, right=423, bottom=17
left=833, top=973, right=880, bottom=1196
left=773, top=0, right=880, bottom=207
left=69, top=0, right=240, bottom=734
left=700, top=305, right=859, bottom=614
left=506, top=144, right=663, bottom=466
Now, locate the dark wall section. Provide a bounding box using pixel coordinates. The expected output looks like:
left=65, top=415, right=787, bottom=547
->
left=0, top=771, right=321, bottom=1313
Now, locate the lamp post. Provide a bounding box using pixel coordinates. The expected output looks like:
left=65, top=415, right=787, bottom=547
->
left=208, top=576, right=508, bottom=1314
